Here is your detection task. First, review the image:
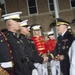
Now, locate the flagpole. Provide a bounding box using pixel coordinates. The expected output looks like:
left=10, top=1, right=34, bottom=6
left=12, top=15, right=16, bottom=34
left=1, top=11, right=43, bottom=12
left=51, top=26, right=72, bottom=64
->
left=53, top=0, right=59, bottom=37
left=53, top=0, right=59, bottom=18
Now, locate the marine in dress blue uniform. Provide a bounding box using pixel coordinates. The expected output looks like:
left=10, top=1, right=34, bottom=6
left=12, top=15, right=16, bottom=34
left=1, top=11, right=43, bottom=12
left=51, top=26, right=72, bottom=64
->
left=19, top=21, right=48, bottom=75
left=0, top=31, right=14, bottom=75
left=2, top=12, right=35, bottom=75
left=19, top=20, right=44, bottom=64
left=0, top=5, right=14, bottom=75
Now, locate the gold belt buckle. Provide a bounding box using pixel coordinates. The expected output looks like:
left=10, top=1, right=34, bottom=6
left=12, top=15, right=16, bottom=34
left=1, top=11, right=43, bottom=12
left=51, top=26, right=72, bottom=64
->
left=12, top=61, right=14, bottom=67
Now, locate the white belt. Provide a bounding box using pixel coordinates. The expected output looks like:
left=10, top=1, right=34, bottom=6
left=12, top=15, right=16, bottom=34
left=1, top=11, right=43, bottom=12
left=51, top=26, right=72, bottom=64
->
left=0, top=61, right=13, bottom=68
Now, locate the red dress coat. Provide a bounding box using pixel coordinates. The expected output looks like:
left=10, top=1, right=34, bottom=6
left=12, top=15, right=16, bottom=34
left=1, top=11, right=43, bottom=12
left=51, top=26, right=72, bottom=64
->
left=46, top=39, right=56, bottom=53
left=31, top=36, right=47, bottom=54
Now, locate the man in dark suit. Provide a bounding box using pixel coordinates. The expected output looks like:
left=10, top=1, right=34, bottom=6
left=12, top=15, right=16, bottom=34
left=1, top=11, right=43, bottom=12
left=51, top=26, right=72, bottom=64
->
left=2, top=12, right=36, bottom=75
left=48, top=18, right=75, bottom=75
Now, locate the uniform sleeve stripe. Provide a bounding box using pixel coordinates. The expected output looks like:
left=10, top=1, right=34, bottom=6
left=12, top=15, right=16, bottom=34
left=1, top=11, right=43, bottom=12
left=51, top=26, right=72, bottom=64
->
left=50, top=53, right=54, bottom=59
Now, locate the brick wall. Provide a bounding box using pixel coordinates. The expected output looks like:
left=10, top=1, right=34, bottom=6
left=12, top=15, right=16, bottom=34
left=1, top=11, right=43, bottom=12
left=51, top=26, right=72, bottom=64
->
left=0, top=0, right=75, bottom=33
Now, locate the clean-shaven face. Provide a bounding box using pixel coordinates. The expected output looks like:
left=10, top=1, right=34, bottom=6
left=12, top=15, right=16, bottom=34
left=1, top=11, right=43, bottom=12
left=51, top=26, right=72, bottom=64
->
left=11, top=20, right=20, bottom=31
left=57, top=24, right=67, bottom=35
left=20, top=27, right=30, bottom=37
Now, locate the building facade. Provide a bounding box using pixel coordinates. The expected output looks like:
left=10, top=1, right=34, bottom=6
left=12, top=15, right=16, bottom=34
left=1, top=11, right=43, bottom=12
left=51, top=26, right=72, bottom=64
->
left=0, top=0, right=75, bottom=36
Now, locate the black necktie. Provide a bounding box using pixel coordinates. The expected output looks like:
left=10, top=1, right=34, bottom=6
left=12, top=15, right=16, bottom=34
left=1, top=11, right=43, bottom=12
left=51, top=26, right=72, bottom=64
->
left=59, top=35, right=62, bottom=40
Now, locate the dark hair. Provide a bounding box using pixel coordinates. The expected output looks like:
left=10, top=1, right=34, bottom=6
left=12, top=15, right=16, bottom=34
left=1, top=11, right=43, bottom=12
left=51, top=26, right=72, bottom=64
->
left=1, top=29, right=8, bottom=35
left=71, top=19, right=75, bottom=24
left=70, top=20, right=75, bottom=36
left=0, top=4, right=2, bottom=9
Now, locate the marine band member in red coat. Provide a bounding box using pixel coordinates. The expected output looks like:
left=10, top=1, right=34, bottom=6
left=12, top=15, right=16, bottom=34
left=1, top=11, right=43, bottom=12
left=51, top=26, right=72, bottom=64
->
left=31, top=25, right=47, bottom=55
left=31, top=24, right=48, bottom=75
left=46, top=31, right=56, bottom=53
left=46, top=31, right=60, bottom=75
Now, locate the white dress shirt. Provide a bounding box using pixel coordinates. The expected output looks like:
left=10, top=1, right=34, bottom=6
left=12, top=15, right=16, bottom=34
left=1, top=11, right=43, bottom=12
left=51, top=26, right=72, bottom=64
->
left=68, top=40, right=75, bottom=75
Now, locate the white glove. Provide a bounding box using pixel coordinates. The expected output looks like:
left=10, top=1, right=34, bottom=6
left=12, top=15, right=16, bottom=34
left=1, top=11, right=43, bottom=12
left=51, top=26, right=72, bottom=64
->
left=32, top=69, right=38, bottom=75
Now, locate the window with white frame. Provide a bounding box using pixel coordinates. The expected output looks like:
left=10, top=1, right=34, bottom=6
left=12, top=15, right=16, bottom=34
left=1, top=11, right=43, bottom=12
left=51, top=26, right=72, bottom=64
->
left=70, top=0, right=75, bottom=7
left=0, top=0, right=6, bottom=15
left=48, top=0, right=54, bottom=11
left=27, top=0, right=38, bottom=15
